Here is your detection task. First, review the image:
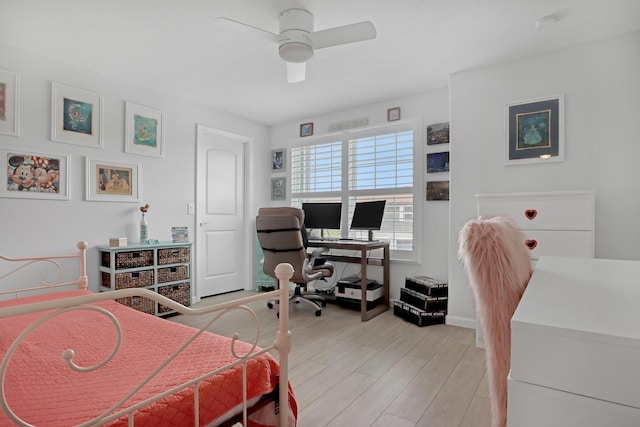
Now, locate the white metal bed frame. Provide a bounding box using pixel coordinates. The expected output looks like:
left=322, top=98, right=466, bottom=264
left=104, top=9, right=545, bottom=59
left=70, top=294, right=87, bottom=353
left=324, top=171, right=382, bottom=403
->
left=0, top=241, right=293, bottom=427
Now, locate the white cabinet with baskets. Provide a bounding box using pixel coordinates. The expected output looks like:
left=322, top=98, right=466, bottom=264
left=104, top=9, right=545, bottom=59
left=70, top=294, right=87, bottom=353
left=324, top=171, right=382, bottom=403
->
left=98, top=242, right=192, bottom=316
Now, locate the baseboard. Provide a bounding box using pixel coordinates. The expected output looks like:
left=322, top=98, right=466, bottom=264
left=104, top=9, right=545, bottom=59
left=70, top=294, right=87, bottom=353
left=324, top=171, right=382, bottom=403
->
left=445, top=315, right=476, bottom=329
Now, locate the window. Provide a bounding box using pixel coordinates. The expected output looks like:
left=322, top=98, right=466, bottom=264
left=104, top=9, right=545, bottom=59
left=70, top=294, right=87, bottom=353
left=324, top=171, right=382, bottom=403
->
left=290, top=122, right=419, bottom=261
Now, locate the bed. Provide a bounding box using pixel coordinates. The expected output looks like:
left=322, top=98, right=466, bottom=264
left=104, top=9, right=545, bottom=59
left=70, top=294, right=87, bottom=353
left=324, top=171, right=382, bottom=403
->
left=0, top=241, right=296, bottom=427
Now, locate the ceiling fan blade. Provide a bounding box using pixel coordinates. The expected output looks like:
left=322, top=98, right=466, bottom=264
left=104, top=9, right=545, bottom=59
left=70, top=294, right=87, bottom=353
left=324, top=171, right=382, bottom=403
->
left=214, top=17, right=279, bottom=43
left=287, top=62, right=306, bottom=83
left=311, top=21, right=376, bottom=49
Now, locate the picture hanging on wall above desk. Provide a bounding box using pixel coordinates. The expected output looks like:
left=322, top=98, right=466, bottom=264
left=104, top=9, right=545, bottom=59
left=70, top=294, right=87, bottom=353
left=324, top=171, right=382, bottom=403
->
left=427, top=151, right=449, bottom=173
left=426, top=181, right=449, bottom=201
left=271, top=177, right=286, bottom=201
left=426, top=122, right=449, bottom=145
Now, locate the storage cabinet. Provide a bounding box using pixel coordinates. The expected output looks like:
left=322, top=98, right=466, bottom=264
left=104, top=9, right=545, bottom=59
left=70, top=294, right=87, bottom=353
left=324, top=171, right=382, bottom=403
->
left=98, top=242, right=192, bottom=316
left=476, top=190, right=595, bottom=261
left=508, top=256, right=640, bottom=426
left=474, top=190, right=595, bottom=348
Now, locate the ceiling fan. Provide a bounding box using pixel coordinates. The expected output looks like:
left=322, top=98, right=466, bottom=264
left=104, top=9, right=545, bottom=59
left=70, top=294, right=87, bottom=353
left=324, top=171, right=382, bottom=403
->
left=215, top=8, right=377, bottom=83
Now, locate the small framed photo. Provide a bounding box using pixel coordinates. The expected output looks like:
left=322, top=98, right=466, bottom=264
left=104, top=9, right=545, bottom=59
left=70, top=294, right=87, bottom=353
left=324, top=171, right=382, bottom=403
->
left=505, top=95, right=564, bottom=165
left=1, top=148, right=69, bottom=200
left=271, top=177, right=286, bottom=201
left=426, top=122, right=450, bottom=145
left=86, top=158, right=140, bottom=202
left=427, top=151, right=450, bottom=173
left=171, top=226, right=189, bottom=243
left=0, top=69, right=19, bottom=136
left=271, top=148, right=286, bottom=172
left=300, top=122, right=313, bottom=137
left=51, top=82, right=103, bottom=148
left=387, top=107, right=401, bottom=121
left=426, top=181, right=450, bottom=201
left=125, top=102, right=165, bottom=158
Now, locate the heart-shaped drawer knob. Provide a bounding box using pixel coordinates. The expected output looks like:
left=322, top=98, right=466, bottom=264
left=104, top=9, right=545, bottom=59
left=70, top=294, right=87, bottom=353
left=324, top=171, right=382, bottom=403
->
left=524, top=209, right=537, bottom=220
left=525, top=239, right=538, bottom=250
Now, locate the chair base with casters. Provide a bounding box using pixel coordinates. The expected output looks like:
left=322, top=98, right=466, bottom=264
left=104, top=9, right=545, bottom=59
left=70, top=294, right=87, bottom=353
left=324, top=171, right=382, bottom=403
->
left=267, top=281, right=327, bottom=317
left=256, top=207, right=335, bottom=317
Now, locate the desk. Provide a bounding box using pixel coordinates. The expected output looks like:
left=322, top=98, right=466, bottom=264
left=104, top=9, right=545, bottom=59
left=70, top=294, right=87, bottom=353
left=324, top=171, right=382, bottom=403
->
left=508, top=256, right=640, bottom=426
left=307, top=239, right=390, bottom=321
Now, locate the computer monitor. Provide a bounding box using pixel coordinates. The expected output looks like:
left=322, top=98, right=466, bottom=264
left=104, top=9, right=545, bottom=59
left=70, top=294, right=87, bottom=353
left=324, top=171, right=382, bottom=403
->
left=301, top=202, right=342, bottom=238
left=350, top=200, right=387, bottom=241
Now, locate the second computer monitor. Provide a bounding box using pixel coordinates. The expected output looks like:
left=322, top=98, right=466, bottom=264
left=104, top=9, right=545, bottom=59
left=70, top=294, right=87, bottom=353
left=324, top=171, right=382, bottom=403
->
left=302, top=202, right=342, bottom=236
left=350, top=200, right=386, bottom=241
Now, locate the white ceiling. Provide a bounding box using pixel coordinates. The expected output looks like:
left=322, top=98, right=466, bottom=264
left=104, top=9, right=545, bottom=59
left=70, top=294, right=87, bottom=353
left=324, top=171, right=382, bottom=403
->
left=2, top=0, right=639, bottom=126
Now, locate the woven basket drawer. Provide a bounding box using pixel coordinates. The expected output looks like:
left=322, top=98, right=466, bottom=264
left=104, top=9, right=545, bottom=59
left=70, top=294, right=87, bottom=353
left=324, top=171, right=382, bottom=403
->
left=103, top=269, right=154, bottom=290
left=116, top=296, right=155, bottom=315
left=157, top=265, right=190, bottom=284
left=114, top=250, right=154, bottom=269
left=157, top=282, right=191, bottom=313
left=157, top=247, right=190, bottom=265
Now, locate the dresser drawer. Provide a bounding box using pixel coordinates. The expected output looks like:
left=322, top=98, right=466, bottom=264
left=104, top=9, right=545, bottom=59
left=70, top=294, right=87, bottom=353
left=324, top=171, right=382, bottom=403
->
left=477, top=192, right=595, bottom=231
left=522, top=230, right=594, bottom=260
left=508, top=376, right=640, bottom=427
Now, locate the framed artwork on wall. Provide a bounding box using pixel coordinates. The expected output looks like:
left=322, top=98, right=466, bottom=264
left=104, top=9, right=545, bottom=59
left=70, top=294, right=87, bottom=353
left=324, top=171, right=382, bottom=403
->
left=0, top=148, right=69, bottom=200
left=0, top=69, right=19, bottom=136
left=51, top=83, right=103, bottom=148
left=505, top=95, right=564, bottom=165
left=300, top=122, right=313, bottom=137
left=426, top=181, right=449, bottom=201
left=271, top=148, right=285, bottom=172
left=125, top=102, right=165, bottom=158
left=271, top=177, right=286, bottom=201
left=86, top=158, right=140, bottom=202
left=427, top=151, right=450, bottom=173
left=387, top=107, right=401, bottom=121
left=426, top=122, right=449, bottom=145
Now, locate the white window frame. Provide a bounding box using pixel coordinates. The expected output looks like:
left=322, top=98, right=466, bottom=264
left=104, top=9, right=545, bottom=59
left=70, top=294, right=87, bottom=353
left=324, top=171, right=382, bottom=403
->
left=289, top=120, right=422, bottom=263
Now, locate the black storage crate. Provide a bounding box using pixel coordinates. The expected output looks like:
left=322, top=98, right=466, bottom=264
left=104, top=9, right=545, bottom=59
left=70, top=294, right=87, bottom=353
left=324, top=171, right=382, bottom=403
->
left=405, top=276, right=448, bottom=297
left=393, top=300, right=446, bottom=327
left=400, top=287, right=448, bottom=312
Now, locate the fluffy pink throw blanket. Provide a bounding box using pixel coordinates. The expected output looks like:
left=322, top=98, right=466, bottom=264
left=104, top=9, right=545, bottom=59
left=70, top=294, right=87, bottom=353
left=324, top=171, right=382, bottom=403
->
left=458, top=216, right=532, bottom=427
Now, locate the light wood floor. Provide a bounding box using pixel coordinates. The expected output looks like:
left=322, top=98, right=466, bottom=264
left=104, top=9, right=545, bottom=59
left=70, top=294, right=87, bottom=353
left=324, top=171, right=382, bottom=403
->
left=170, top=291, right=491, bottom=427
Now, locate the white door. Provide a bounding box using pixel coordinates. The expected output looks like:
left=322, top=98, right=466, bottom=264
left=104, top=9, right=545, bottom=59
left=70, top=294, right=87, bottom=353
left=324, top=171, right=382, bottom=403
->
left=196, top=125, right=246, bottom=298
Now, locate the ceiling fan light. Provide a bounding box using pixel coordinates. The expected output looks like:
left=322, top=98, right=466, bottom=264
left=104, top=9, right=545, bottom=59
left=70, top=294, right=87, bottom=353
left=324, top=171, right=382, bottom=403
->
left=279, top=42, right=313, bottom=63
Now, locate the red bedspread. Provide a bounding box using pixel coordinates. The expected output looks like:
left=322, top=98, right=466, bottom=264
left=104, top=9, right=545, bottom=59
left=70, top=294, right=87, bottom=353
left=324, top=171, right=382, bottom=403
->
left=0, top=290, right=296, bottom=426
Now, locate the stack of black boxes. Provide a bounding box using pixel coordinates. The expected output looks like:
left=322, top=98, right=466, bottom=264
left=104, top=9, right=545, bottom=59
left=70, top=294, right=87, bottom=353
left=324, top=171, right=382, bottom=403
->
left=393, top=276, right=448, bottom=326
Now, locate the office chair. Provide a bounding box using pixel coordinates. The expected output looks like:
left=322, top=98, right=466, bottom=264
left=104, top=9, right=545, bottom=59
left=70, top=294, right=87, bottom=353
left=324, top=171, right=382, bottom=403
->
left=256, top=207, right=334, bottom=316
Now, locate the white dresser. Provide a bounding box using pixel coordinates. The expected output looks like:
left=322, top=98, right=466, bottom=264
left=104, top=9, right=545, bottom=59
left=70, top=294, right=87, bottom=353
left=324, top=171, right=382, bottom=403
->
left=475, top=190, right=595, bottom=347
left=508, top=256, right=640, bottom=426
left=476, top=190, right=595, bottom=262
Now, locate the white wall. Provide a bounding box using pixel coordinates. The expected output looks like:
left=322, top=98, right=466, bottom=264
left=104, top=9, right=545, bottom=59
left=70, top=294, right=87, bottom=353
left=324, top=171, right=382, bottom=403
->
left=447, top=31, right=640, bottom=328
left=0, top=43, right=270, bottom=292
left=268, top=88, right=451, bottom=299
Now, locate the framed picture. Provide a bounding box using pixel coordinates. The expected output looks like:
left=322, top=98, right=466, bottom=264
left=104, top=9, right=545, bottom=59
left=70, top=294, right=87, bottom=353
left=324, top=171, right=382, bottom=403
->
left=1, top=148, right=69, bottom=200
left=271, top=177, right=286, bottom=201
left=387, top=107, right=401, bottom=121
left=51, top=83, right=103, bottom=148
left=426, top=181, right=449, bottom=201
left=271, top=148, right=285, bottom=172
left=300, top=122, right=313, bottom=137
left=505, top=95, right=564, bottom=165
left=0, top=69, right=19, bottom=136
left=427, top=151, right=450, bottom=173
left=125, top=102, right=165, bottom=158
left=426, top=122, right=450, bottom=145
left=86, top=158, right=140, bottom=202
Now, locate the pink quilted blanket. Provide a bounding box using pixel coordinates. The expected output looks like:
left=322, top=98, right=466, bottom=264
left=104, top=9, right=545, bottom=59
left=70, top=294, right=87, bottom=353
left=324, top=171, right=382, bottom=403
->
left=0, top=290, right=296, bottom=426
